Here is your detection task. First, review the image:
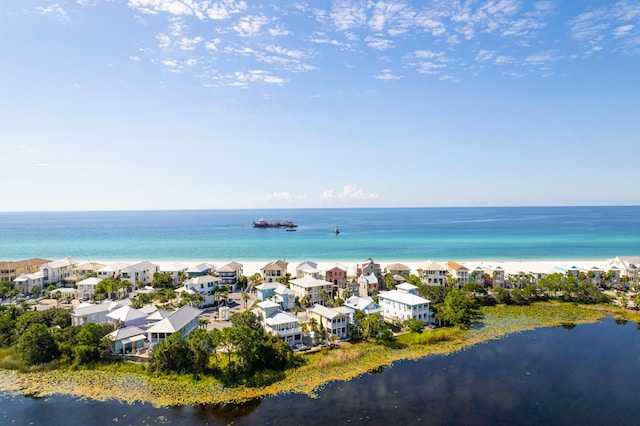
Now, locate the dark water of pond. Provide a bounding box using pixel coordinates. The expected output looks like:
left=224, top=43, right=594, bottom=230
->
left=2, top=317, right=639, bottom=425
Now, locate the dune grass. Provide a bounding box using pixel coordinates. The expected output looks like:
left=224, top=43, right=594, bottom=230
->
left=0, top=302, right=622, bottom=406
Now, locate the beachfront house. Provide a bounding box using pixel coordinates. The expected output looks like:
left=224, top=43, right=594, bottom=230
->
left=484, top=265, right=505, bottom=287
left=325, top=263, right=349, bottom=290
left=159, top=263, right=189, bottom=285
left=76, top=277, right=103, bottom=300
left=289, top=276, right=333, bottom=306
left=384, top=263, right=411, bottom=277
left=309, top=304, right=350, bottom=340
left=40, top=257, right=76, bottom=286
left=255, top=300, right=302, bottom=347
left=13, top=272, right=45, bottom=295
left=107, top=326, right=147, bottom=355
left=378, top=283, right=431, bottom=324
left=217, top=262, right=243, bottom=291
left=356, top=258, right=383, bottom=281
left=146, top=305, right=202, bottom=347
left=74, top=261, right=106, bottom=279
left=261, top=260, right=289, bottom=283
left=0, top=258, right=50, bottom=283
left=609, top=256, right=640, bottom=283
left=186, top=262, right=216, bottom=278
left=120, top=261, right=160, bottom=287
left=417, top=261, right=447, bottom=286
left=296, top=261, right=322, bottom=279
left=447, top=261, right=469, bottom=285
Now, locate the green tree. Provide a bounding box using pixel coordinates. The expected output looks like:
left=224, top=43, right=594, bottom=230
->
left=16, top=323, right=59, bottom=365
left=151, top=332, right=191, bottom=373
left=403, top=318, right=425, bottom=333
left=439, top=289, right=480, bottom=329
left=73, top=322, right=109, bottom=364
left=384, top=273, right=396, bottom=290
left=151, top=272, right=175, bottom=289
left=230, top=310, right=262, bottom=331
left=241, top=292, right=249, bottom=309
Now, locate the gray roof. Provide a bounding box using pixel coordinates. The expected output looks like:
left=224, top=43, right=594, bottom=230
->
left=310, top=304, right=350, bottom=319
left=146, top=306, right=202, bottom=334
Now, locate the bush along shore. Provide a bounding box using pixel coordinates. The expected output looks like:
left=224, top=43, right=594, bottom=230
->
left=0, top=300, right=631, bottom=407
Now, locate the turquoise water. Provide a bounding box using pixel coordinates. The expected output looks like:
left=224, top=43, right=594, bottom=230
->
left=1, top=206, right=639, bottom=261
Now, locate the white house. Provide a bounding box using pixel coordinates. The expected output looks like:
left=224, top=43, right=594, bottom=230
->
left=76, top=277, right=103, bottom=300
left=255, top=300, right=302, bottom=347
left=309, top=304, right=350, bottom=339
left=182, top=275, right=219, bottom=306
left=107, top=305, right=149, bottom=328
left=609, top=256, right=640, bottom=282
left=13, top=272, right=45, bottom=295
left=296, top=261, right=322, bottom=279
left=97, top=262, right=129, bottom=279
left=120, top=261, right=160, bottom=287
left=146, top=305, right=202, bottom=346
left=378, top=283, right=431, bottom=324
left=186, top=262, right=216, bottom=278
left=417, top=261, right=447, bottom=286
left=344, top=295, right=382, bottom=317
left=447, top=261, right=469, bottom=284
left=74, top=261, right=106, bottom=278
left=289, top=276, right=333, bottom=306
left=40, top=257, right=76, bottom=286
left=159, top=263, right=189, bottom=285
left=71, top=300, right=130, bottom=326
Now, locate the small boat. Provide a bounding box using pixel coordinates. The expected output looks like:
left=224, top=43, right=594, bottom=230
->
left=334, top=227, right=340, bottom=235
left=286, top=228, right=297, bottom=232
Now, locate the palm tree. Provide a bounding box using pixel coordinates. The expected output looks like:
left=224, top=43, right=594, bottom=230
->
left=319, top=289, right=328, bottom=305
left=241, top=292, right=249, bottom=309
left=308, top=317, right=318, bottom=332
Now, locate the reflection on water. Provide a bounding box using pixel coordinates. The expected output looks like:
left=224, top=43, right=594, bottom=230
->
left=2, top=317, right=639, bottom=425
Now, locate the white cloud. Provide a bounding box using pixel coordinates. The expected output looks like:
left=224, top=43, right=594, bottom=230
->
left=614, top=24, right=634, bottom=38
left=321, top=185, right=380, bottom=200
left=233, top=15, right=269, bottom=37
left=374, top=69, right=402, bottom=80
left=475, top=50, right=495, bottom=61
left=328, top=0, right=367, bottom=31
left=176, top=36, right=204, bottom=50
left=365, top=35, right=393, bottom=51
left=269, top=24, right=292, bottom=36
left=36, top=3, right=70, bottom=22
left=264, top=191, right=305, bottom=201
left=129, top=55, right=141, bottom=61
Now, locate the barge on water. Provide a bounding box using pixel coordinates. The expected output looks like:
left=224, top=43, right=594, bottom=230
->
left=252, top=218, right=298, bottom=229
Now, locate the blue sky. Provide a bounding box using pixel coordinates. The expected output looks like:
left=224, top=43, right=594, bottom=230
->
left=1, top=0, right=639, bottom=211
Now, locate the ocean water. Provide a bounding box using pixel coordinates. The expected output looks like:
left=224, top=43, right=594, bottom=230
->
left=1, top=206, right=639, bottom=262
